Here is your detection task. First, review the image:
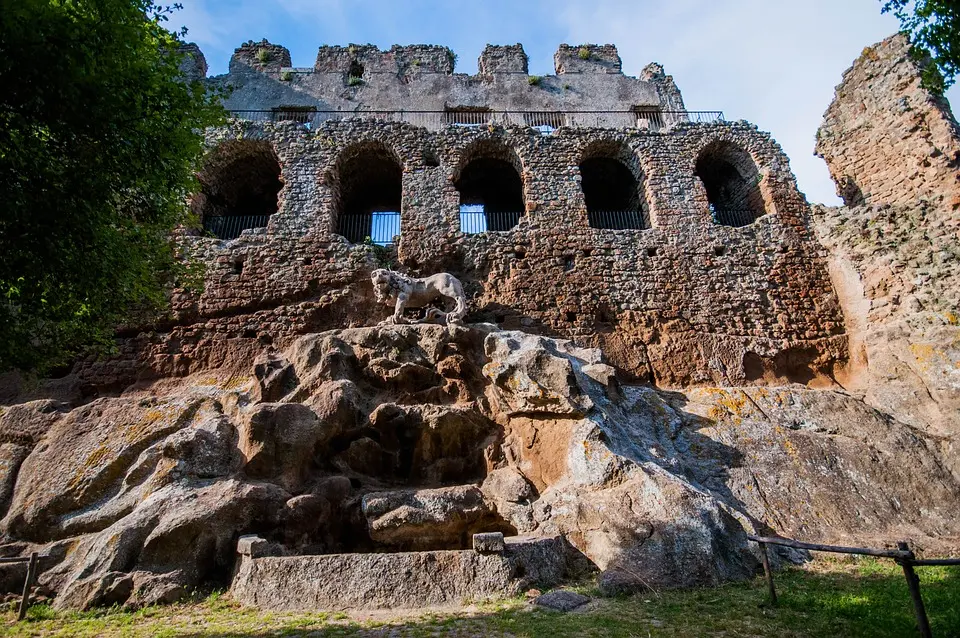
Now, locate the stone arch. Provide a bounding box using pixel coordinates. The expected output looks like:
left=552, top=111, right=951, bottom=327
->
left=192, top=139, right=282, bottom=239
left=332, top=140, right=403, bottom=244
left=454, top=139, right=525, bottom=233
left=695, top=140, right=766, bottom=227
left=579, top=139, right=650, bottom=229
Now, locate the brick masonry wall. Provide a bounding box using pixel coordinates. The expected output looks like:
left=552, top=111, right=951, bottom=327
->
left=77, top=118, right=846, bottom=389
left=815, top=34, right=960, bottom=210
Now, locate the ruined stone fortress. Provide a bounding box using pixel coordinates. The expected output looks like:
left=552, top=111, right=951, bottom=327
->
left=104, top=39, right=845, bottom=391
left=3, top=34, right=959, bottom=612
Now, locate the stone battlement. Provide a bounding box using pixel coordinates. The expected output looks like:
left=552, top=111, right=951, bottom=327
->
left=192, top=40, right=685, bottom=117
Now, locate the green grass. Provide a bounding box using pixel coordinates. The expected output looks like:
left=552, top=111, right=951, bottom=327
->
left=1, top=558, right=957, bottom=636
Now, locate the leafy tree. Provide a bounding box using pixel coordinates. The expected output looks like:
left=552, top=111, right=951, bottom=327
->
left=0, top=1, right=224, bottom=373
left=882, top=0, right=960, bottom=93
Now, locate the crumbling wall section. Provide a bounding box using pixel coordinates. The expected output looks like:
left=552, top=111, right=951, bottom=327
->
left=77, top=119, right=845, bottom=390
left=815, top=34, right=960, bottom=209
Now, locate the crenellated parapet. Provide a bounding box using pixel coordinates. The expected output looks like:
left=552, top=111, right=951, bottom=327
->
left=230, top=39, right=292, bottom=74
left=198, top=40, right=687, bottom=118
left=313, top=44, right=456, bottom=76
left=478, top=44, right=528, bottom=75
left=554, top=44, right=622, bottom=74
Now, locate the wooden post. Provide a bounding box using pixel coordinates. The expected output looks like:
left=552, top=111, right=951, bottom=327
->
left=759, top=541, right=778, bottom=606
left=897, top=542, right=932, bottom=638
left=17, top=553, right=38, bottom=621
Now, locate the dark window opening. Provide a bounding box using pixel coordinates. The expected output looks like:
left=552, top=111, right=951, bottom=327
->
left=334, top=144, right=402, bottom=245
left=349, top=60, right=364, bottom=80
left=696, top=141, right=766, bottom=227
left=423, top=148, right=440, bottom=168
left=457, top=157, right=524, bottom=233
left=193, top=140, right=282, bottom=240
left=563, top=255, right=575, bottom=271
left=580, top=155, right=649, bottom=230
left=565, top=311, right=577, bottom=323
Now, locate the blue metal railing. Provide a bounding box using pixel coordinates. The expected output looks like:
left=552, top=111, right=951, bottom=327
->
left=338, top=211, right=400, bottom=245
left=459, top=206, right=523, bottom=233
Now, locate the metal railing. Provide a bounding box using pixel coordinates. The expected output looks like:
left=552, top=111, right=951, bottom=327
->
left=711, top=207, right=762, bottom=228
left=337, top=211, right=400, bottom=245
left=749, top=534, right=960, bottom=638
left=587, top=210, right=650, bottom=230
left=225, top=109, right=724, bottom=132
left=459, top=209, right=524, bottom=234
left=202, top=214, right=271, bottom=240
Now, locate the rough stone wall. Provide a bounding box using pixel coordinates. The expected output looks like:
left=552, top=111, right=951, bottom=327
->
left=229, top=39, right=292, bottom=74
left=77, top=118, right=845, bottom=391
left=811, top=34, right=960, bottom=471
left=203, top=41, right=680, bottom=125
left=554, top=44, right=622, bottom=74
left=479, top=45, right=529, bottom=75
left=815, top=35, right=960, bottom=209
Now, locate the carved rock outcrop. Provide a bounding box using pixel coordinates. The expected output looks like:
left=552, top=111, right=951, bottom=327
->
left=1, top=323, right=959, bottom=609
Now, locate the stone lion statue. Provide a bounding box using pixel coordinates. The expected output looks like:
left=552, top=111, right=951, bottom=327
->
left=370, top=268, right=467, bottom=326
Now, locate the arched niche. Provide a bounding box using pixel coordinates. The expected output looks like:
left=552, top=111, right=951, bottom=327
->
left=695, top=140, right=766, bottom=227
left=455, top=140, right=525, bottom=233
left=579, top=140, right=650, bottom=230
left=333, top=141, right=403, bottom=245
left=193, top=139, right=282, bottom=239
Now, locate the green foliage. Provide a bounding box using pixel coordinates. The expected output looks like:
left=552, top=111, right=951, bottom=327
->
left=347, top=75, right=364, bottom=87
left=362, top=236, right=396, bottom=269
left=255, top=47, right=271, bottom=63
left=5, top=559, right=960, bottom=636
left=578, top=46, right=591, bottom=60
left=0, top=0, right=225, bottom=373
left=527, top=75, right=543, bottom=86
left=280, top=69, right=293, bottom=81
left=882, top=0, right=960, bottom=93
left=26, top=604, right=57, bottom=621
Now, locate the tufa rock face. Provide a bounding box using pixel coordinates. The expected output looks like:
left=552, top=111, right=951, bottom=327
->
left=3, top=322, right=959, bottom=609
left=815, top=34, right=960, bottom=210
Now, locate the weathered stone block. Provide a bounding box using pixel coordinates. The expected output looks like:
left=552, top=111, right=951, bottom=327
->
left=473, top=532, right=505, bottom=554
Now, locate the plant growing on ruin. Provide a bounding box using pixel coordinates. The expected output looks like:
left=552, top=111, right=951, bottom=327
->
left=0, top=0, right=225, bottom=373
left=280, top=70, right=293, bottom=81
left=882, top=0, right=960, bottom=92
left=347, top=75, right=364, bottom=87
left=528, top=75, right=543, bottom=86
left=578, top=46, right=591, bottom=60
left=362, top=236, right=395, bottom=269
left=256, top=47, right=271, bottom=63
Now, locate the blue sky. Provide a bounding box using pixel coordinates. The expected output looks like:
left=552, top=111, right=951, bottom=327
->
left=176, top=0, right=960, bottom=205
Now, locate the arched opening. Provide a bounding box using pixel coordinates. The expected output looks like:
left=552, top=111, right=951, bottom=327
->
left=334, top=143, right=402, bottom=245
left=193, top=140, right=282, bottom=240
left=580, top=141, right=649, bottom=229
left=695, top=141, right=766, bottom=227
left=456, top=142, right=525, bottom=233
